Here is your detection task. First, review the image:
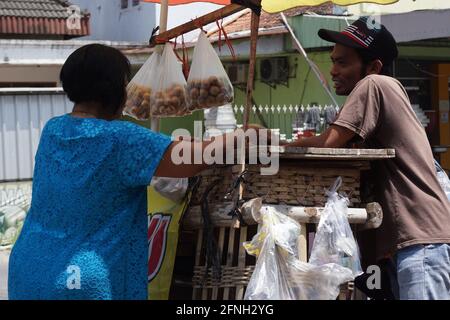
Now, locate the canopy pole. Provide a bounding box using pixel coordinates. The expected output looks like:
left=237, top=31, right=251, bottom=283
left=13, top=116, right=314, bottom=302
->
left=280, top=12, right=339, bottom=107
left=151, top=0, right=169, bottom=132
left=243, top=10, right=260, bottom=130
left=232, top=9, right=261, bottom=231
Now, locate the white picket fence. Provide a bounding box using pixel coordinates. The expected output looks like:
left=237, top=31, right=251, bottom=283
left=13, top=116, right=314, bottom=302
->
left=232, top=104, right=340, bottom=140
left=232, top=103, right=430, bottom=141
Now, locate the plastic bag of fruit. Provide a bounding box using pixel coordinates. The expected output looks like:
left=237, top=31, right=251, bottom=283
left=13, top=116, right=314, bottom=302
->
left=150, top=43, right=190, bottom=118
left=123, top=52, right=161, bottom=120
left=187, top=31, right=234, bottom=111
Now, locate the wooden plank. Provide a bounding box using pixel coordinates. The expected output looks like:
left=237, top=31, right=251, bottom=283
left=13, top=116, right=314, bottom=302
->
left=201, top=283, right=208, bottom=300
left=243, top=9, right=260, bottom=129
left=252, top=146, right=396, bottom=160
left=281, top=147, right=395, bottom=157
left=184, top=201, right=383, bottom=229
left=192, top=229, right=203, bottom=300
left=235, top=226, right=248, bottom=299
left=279, top=154, right=395, bottom=160
left=211, top=227, right=225, bottom=300
left=222, top=227, right=235, bottom=300
left=298, top=223, right=308, bottom=262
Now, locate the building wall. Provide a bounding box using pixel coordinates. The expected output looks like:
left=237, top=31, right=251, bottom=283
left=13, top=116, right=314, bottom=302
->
left=155, top=2, right=223, bottom=41
left=71, top=0, right=157, bottom=42
left=432, top=64, right=450, bottom=171
left=233, top=51, right=345, bottom=109
left=0, top=66, right=61, bottom=86
left=0, top=90, right=72, bottom=181
left=71, top=1, right=222, bottom=43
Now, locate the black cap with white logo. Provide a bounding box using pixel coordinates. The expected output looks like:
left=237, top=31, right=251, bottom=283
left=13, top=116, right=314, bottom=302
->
left=318, top=17, right=398, bottom=66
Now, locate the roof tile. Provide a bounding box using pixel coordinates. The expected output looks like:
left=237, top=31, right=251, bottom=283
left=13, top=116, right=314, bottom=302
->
left=0, top=0, right=89, bottom=19
left=0, top=0, right=90, bottom=37
left=209, top=3, right=334, bottom=37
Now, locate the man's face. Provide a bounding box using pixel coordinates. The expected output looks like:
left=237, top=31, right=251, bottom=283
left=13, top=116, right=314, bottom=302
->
left=330, top=44, right=365, bottom=96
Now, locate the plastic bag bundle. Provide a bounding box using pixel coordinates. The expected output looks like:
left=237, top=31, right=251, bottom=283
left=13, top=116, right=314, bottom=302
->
left=187, top=32, right=234, bottom=111
left=244, top=204, right=354, bottom=300
left=309, top=177, right=363, bottom=277
left=150, top=43, right=190, bottom=118
left=292, top=107, right=305, bottom=129
left=123, top=52, right=161, bottom=120
left=150, top=177, right=189, bottom=203
left=304, top=106, right=321, bottom=125
left=324, top=105, right=337, bottom=125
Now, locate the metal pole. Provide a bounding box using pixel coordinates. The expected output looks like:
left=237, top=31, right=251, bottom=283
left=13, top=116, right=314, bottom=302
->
left=280, top=12, right=339, bottom=107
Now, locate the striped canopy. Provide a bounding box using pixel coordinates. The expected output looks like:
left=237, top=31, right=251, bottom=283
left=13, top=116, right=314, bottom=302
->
left=142, top=0, right=398, bottom=13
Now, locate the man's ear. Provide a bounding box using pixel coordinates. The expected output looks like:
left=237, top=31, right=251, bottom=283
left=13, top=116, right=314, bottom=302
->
left=366, top=59, right=383, bottom=75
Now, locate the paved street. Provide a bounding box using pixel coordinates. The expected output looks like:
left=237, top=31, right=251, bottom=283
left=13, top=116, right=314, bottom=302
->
left=0, top=248, right=10, bottom=300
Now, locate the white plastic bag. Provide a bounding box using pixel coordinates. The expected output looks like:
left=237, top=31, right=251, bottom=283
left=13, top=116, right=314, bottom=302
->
left=123, top=52, right=161, bottom=120
left=244, top=205, right=354, bottom=300
left=150, top=43, right=190, bottom=118
left=309, top=177, right=363, bottom=277
left=150, top=177, right=189, bottom=203
left=435, top=160, right=450, bottom=201
left=187, top=32, right=234, bottom=111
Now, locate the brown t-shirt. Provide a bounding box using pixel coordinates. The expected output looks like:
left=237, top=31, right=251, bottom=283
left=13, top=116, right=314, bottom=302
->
left=333, top=74, right=450, bottom=260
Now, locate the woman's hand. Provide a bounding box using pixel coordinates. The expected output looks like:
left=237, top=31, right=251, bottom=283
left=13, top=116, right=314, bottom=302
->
left=154, top=124, right=276, bottom=178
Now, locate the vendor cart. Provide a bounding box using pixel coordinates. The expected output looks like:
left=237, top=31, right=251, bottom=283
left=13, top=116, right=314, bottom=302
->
left=169, top=147, right=394, bottom=300
left=143, top=0, right=398, bottom=300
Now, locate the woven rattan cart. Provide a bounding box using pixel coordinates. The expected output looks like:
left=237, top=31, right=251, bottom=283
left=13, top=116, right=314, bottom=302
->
left=170, top=147, right=395, bottom=300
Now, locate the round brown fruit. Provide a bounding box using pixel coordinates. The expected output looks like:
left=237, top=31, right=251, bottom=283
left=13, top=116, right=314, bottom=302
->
left=208, top=76, right=219, bottom=86
left=190, top=87, right=199, bottom=99
left=209, top=85, right=220, bottom=96
left=199, top=88, right=209, bottom=99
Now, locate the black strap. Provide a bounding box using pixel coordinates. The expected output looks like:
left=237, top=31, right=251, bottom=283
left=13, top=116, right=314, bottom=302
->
left=148, top=25, right=160, bottom=46
left=225, top=170, right=248, bottom=226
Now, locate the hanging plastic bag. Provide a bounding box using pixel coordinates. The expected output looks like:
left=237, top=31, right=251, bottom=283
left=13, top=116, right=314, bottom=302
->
left=435, top=160, right=450, bottom=201
left=150, top=43, right=190, bottom=118
left=123, top=52, right=161, bottom=120
left=244, top=204, right=354, bottom=300
left=187, top=31, right=234, bottom=111
left=150, top=177, right=189, bottom=203
left=309, top=177, right=363, bottom=277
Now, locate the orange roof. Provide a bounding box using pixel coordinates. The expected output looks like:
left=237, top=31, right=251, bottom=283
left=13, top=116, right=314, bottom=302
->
left=208, top=3, right=334, bottom=40
left=0, top=0, right=90, bottom=38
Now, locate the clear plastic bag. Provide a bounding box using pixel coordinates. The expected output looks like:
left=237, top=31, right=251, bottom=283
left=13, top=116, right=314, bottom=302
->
left=187, top=32, right=234, bottom=111
left=309, top=177, right=363, bottom=277
left=244, top=205, right=354, bottom=300
left=150, top=43, right=190, bottom=118
left=150, top=177, right=189, bottom=203
left=435, top=160, right=450, bottom=201
left=123, top=52, right=161, bottom=120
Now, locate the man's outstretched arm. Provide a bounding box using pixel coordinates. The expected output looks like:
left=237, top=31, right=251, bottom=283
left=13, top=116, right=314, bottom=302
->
left=287, top=125, right=356, bottom=148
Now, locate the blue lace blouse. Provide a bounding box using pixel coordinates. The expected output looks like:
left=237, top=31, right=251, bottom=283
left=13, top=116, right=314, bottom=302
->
left=8, top=114, right=172, bottom=300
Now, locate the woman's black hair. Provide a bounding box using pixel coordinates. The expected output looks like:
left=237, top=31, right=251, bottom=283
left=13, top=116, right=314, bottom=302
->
left=355, top=48, right=394, bottom=77
left=60, top=44, right=131, bottom=114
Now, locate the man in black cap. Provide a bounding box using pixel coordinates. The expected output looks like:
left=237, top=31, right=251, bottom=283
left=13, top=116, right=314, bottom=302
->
left=287, top=17, right=450, bottom=300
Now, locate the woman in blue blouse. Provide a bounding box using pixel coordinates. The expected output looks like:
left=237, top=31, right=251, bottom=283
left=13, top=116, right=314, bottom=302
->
left=7, top=44, right=232, bottom=300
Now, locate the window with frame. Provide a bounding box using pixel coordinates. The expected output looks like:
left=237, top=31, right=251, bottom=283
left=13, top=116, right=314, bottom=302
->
left=121, top=0, right=128, bottom=9
left=132, top=0, right=140, bottom=6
